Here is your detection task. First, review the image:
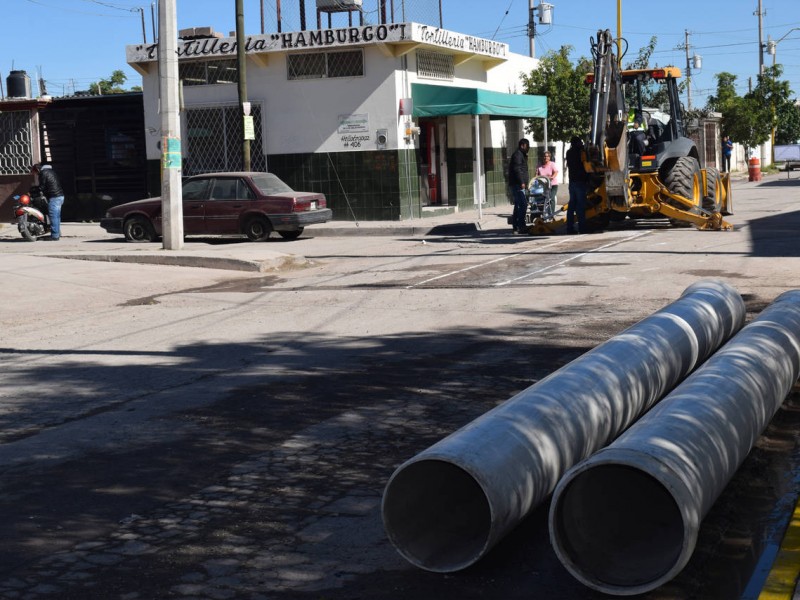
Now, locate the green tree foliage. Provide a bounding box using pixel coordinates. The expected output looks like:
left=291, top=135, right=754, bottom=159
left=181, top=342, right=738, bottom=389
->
left=89, top=70, right=131, bottom=95
left=520, top=46, right=592, bottom=143
left=776, top=101, right=800, bottom=145
left=706, top=66, right=797, bottom=149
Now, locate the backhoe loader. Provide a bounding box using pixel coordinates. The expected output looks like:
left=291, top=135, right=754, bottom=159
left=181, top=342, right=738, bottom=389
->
left=528, top=29, right=732, bottom=234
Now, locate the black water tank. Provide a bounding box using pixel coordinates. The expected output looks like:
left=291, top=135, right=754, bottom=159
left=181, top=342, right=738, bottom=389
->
left=7, top=70, right=31, bottom=98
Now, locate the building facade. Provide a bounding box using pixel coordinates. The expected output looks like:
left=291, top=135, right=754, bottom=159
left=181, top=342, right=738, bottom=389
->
left=128, top=22, right=544, bottom=221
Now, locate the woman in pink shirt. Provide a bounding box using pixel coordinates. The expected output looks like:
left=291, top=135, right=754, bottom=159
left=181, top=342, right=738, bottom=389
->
left=536, top=151, right=559, bottom=215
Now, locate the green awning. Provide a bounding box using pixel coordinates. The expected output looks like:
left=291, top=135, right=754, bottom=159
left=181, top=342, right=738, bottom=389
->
left=411, top=83, right=547, bottom=119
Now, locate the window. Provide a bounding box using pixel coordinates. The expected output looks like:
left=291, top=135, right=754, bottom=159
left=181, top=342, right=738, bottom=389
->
left=250, top=173, right=294, bottom=195
left=183, top=178, right=209, bottom=200
left=180, top=59, right=238, bottom=86
left=184, top=105, right=267, bottom=175
left=0, top=111, right=33, bottom=176
left=287, top=50, right=364, bottom=80
left=210, top=178, right=239, bottom=200
left=417, top=50, right=454, bottom=81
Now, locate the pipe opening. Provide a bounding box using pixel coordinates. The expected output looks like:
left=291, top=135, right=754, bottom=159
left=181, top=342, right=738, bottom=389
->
left=552, top=465, right=684, bottom=589
left=382, top=459, right=491, bottom=572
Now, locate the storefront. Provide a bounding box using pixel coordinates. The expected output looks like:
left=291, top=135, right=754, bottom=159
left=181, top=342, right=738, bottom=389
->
left=127, top=22, right=545, bottom=221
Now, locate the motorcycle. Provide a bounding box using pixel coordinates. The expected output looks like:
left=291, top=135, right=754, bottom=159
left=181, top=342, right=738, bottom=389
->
left=12, top=186, right=50, bottom=241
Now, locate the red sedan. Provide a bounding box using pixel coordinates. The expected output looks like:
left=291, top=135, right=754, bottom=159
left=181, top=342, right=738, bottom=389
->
left=100, top=172, right=332, bottom=242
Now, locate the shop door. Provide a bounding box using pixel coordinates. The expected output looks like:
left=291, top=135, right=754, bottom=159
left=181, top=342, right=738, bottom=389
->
left=420, top=118, right=446, bottom=206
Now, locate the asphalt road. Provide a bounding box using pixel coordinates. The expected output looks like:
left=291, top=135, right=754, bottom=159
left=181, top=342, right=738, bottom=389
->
left=0, top=173, right=799, bottom=599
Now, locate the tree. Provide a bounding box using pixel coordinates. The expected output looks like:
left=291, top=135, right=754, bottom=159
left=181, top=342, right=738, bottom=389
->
left=707, top=71, right=772, bottom=152
left=706, top=72, right=738, bottom=113
left=520, top=46, right=592, bottom=145
left=776, top=101, right=800, bottom=145
left=89, top=70, right=132, bottom=95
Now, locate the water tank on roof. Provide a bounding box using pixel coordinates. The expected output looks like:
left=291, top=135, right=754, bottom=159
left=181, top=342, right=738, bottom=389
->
left=7, top=70, right=32, bottom=99
left=316, top=0, right=363, bottom=9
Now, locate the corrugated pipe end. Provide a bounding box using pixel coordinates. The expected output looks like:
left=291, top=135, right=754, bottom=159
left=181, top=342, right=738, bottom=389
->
left=549, top=453, right=697, bottom=596
left=382, top=458, right=492, bottom=573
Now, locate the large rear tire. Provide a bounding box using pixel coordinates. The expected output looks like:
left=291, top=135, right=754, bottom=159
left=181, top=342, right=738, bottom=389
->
left=663, top=156, right=702, bottom=208
left=702, top=167, right=722, bottom=212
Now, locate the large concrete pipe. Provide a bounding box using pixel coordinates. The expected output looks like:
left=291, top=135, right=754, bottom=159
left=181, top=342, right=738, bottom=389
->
left=382, top=281, right=745, bottom=573
left=550, top=290, right=800, bottom=596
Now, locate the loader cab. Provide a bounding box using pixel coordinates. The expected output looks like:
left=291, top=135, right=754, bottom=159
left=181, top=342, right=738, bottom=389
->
left=621, top=67, right=695, bottom=175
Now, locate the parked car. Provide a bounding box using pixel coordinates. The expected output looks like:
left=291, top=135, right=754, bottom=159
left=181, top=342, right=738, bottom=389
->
left=100, top=172, right=332, bottom=242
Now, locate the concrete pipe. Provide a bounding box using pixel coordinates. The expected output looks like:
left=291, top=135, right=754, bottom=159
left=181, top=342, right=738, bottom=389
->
left=549, top=290, right=800, bottom=596
left=382, top=281, right=745, bottom=573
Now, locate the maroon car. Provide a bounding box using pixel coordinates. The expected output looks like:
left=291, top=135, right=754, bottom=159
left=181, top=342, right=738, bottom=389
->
left=100, top=172, right=332, bottom=242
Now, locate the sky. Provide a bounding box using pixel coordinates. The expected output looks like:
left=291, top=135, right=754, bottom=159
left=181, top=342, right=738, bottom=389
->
left=3, top=0, right=799, bottom=107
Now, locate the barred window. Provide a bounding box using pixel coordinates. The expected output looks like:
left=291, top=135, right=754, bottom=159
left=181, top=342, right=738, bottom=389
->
left=417, top=50, right=454, bottom=81
left=287, top=50, right=364, bottom=80
left=0, top=111, right=33, bottom=175
left=184, top=105, right=266, bottom=175
left=180, top=59, right=238, bottom=86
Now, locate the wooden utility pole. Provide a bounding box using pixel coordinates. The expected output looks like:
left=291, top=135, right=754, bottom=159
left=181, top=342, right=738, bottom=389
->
left=158, top=0, right=183, bottom=250
left=236, top=0, right=251, bottom=171
left=757, top=0, right=765, bottom=75
left=684, top=30, right=692, bottom=110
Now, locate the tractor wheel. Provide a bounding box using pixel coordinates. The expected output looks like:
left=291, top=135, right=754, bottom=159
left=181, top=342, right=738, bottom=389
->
left=663, top=156, right=702, bottom=210
left=702, top=167, right=722, bottom=212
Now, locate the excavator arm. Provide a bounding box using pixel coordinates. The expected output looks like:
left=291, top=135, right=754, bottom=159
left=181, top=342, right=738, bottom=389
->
left=586, top=29, right=631, bottom=209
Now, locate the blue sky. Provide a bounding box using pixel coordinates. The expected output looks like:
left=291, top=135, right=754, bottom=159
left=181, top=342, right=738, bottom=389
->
left=4, top=0, right=799, bottom=107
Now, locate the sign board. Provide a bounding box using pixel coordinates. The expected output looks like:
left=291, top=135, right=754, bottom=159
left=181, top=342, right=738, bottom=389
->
left=162, top=137, right=182, bottom=169
left=127, top=22, right=508, bottom=65
left=775, top=144, right=800, bottom=162
left=338, top=113, right=369, bottom=134
left=243, top=116, right=255, bottom=140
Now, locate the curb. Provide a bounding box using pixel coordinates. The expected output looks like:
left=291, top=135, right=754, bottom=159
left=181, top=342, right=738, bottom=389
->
left=53, top=253, right=306, bottom=273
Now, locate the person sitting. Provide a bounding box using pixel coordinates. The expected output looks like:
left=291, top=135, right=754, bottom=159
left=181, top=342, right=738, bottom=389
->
left=630, top=115, right=648, bottom=156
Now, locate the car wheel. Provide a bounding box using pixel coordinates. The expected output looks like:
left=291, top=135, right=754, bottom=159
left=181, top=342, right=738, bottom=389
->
left=124, top=216, right=157, bottom=242
left=278, top=228, right=303, bottom=240
left=245, top=217, right=272, bottom=242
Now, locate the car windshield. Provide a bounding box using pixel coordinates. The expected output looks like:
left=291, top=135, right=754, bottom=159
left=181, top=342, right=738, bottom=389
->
left=250, top=173, right=294, bottom=195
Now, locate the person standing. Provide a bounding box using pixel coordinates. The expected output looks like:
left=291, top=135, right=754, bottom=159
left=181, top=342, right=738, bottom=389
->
left=537, top=150, right=559, bottom=216
left=509, top=138, right=531, bottom=234
left=30, top=163, right=65, bottom=241
left=565, top=136, right=589, bottom=235
left=722, top=135, right=733, bottom=172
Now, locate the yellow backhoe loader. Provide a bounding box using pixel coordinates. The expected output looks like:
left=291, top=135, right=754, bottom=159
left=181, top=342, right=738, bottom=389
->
left=528, top=29, right=733, bottom=234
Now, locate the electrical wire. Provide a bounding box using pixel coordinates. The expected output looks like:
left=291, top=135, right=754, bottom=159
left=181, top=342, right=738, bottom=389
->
left=22, top=0, right=137, bottom=17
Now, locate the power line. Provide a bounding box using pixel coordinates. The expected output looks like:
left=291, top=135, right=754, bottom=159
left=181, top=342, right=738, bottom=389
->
left=22, top=0, right=137, bottom=17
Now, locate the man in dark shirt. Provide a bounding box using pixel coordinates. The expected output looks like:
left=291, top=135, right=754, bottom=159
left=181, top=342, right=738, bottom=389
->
left=30, top=163, right=65, bottom=240
left=565, top=136, right=589, bottom=234
left=509, top=138, right=531, bottom=234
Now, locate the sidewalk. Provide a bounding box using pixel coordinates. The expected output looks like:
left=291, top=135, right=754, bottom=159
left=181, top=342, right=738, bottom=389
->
left=0, top=205, right=515, bottom=273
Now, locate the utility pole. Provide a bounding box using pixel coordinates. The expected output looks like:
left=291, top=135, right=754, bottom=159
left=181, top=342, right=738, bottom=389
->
left=158, top=0, right=184, bottom=250
left=236, top=0, right=251, bottom=171
left=528, top=0, right=535, bottom=57
left=756, top=0, right=765, bottom=75
left=684, top=29, right=692, bottom=110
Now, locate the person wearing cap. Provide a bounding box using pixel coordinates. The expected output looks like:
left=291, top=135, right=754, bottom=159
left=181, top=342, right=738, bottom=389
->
left=30, top=163, right=65, bottom=241
left=565, top=136, right=589, bottom=234
left=509, top=138, right=531, bottom=234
